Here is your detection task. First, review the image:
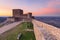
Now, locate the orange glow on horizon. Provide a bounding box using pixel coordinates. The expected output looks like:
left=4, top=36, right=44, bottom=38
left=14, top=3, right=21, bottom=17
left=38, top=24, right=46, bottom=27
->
left=0, top=9, right=12, bottom=16
left=0, top=7, right=60, bottom=16
left=32, top=8, right=60, bottom=16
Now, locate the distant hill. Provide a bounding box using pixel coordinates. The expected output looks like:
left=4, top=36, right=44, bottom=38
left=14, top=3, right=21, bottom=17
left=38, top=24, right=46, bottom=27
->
left=0, top=17, right=7, bottom=23
left=35, top=16, right=60, bottom=28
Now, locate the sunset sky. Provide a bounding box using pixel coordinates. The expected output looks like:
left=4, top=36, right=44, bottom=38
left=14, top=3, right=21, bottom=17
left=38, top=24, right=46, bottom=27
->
left=0, top=0, right=60, bottom=16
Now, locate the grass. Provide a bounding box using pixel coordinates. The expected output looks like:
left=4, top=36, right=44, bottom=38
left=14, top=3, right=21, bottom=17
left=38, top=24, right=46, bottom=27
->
left=21, top=22, right=33, bottom=29
left=0, top=22, right=35, bottom=40
left=20, top=31, right=35, bottom=40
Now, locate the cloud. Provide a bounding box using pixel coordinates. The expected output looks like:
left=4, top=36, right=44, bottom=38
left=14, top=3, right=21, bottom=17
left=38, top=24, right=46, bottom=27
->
left=32, top=0, right=60, bottom=16
left=0, top=0, right=60, bottom=16
left=47, top=0, right=60, bottom=8
left=0, top=6, right=12, bottom=16
left=32, top=7, right=60, bottom=16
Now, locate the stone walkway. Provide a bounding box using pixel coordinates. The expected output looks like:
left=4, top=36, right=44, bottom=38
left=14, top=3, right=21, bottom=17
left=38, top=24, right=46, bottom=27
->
left=0, top=21, right=22, bottom=34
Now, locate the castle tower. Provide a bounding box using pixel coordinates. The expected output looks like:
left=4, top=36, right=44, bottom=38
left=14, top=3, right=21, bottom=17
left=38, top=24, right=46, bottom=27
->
left=27, top=12, right=32, bottom=22
left=12, top=9, right=23, bottom=21
left=13, top=9, right=23, bottom=17
left=27, top=12, right=32, bottom=18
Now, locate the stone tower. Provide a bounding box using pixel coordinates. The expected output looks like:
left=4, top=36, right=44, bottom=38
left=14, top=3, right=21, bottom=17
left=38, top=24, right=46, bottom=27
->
left=12, top=9, right=23, bottom=21
left=13, top=9, right=23, bottom=17
left=27, top=12, right=32, bottom=18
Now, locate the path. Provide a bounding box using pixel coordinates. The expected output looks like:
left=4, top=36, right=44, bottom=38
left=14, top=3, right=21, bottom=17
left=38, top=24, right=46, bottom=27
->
left=0, top=21, right=22, bottom=34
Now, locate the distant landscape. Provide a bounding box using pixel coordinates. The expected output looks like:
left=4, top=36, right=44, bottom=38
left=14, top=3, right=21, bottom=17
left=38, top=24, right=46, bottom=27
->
left=0, top=16, right=60, bottom=28
left=0, top=17, right=7, bottom=23
left=35, top=16, right=60, bottom=28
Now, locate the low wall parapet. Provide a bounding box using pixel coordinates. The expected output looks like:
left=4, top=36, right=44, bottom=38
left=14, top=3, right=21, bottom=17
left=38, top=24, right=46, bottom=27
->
left=33, top=19, right=60, bottom=40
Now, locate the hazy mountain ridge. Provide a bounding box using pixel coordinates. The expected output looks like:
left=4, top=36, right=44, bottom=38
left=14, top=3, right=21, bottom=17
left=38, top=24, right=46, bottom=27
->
left=35, top=17, right=60, bottom=28
left=0, top=17, right=7, bottom=23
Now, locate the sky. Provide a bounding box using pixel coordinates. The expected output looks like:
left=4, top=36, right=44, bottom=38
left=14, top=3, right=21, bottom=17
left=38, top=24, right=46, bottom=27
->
left=0, top=0, right=60, bottom=16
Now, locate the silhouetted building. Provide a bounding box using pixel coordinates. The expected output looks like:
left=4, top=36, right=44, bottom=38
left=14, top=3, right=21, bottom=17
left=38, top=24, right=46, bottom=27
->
left=27, top=12, right=32, bottom=18
left=7, top=9, right=32, bottom=22
left=13, top=9, right=23, bottom=17
left=12, top=9, right=23, bottom=21
left=32, top=16, right=35, bottom=19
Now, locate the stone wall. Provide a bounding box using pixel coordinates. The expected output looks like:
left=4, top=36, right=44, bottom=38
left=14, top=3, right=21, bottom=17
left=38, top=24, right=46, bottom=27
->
left=33, top=19, right=60, bottom=40
left=33, top=22, right=45, bottom=40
